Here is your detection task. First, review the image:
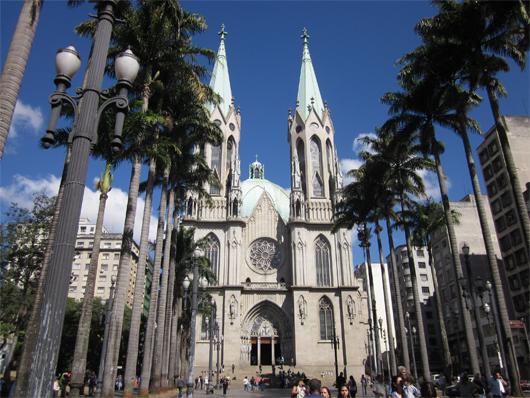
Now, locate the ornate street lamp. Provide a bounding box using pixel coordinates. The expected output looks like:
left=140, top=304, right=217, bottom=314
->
left=28, top=3, right=139, bottom=394
left=460, top=244, right=491, bottom=377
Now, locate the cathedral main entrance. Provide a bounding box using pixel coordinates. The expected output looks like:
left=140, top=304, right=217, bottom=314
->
left=241, top=300, right=292, bottom=367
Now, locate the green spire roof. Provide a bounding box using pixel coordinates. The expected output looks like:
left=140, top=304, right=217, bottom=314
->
left=297, top=28, right=324, bottom=120
left=207, top=25, right=233, bottom=117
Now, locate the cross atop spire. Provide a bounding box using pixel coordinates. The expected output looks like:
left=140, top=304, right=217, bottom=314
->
left=219, top=24, right=227, bottom=40
left=301, top=28, right=310, bottom=44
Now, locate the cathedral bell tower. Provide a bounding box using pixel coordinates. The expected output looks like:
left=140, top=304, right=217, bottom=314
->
left=288, top=29, right=344, bottom=223
left=183, top=24, right=243, bottom=220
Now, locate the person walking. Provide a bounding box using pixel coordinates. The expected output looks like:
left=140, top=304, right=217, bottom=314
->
left=177, top=375, right=185, bottom=397
left=348, top=375, right=357, bottom=398
left=438, top=373, right=446, bottom=396
left=222, top=375, right=229, bottom=395
left=373, top=374, right=387, bottom=398
left=361, top=375, right=367, bottom=395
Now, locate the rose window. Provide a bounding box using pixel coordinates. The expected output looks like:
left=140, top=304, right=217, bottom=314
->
left=249, top=240, right=281, bottom=271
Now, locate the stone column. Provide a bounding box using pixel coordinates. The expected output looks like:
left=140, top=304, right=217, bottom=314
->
left=271, top=336, right=275, bottom=365
left=257, top=337, right=261, bottom=365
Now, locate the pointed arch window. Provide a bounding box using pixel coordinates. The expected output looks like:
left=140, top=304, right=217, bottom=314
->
left=204, top=235, right=220, bottom=285
left=310, top=137, right=323, bottom=197
left=319, top=297, right=333, bottom=340
left=210, top=144, right=221, bottom=195
left=226, top=136, right=235, bottom=170
left=297, top=139, right=306, bottom=196
left=315, top=237, right=331, bottom=286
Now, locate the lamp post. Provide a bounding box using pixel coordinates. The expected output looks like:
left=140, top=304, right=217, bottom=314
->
left=406, top=312, right=418, bottom=382
left=484, top=280, right=507, bottom=373
left=206, top=298, right=217, bottom=393
left=94, top=275, right=117, bottom=398
left=183, top=247, right=208, bottom=398
left=366, top=329, right=374, bottom=378
left=460, top=244, right=491, bottom=377
left=331, top=321, right=340, bottom=383
left=27, top=3, right=139, bottom=392
left=215, top=330, right=223, bottom=388
left=379, top=317, right=388, bottom=377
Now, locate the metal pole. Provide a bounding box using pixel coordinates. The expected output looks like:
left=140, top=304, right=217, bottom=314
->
left=485, top=282, right=507, bottom=375
left=333, top=322, right=339, bottom=381
left=208, top=307, right=215, bottom=393
left=216, top=335, right=222, bottom=388
left=27, top=4, right=121, bottom=396
left=407, top=313, right=418, bottom=382
left=94, top=279, right=115, bottom=398
left=186, top=251, right=200, bottom=398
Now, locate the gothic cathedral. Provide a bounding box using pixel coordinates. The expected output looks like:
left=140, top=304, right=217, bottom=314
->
left=182, top=27, right=369, bottom=376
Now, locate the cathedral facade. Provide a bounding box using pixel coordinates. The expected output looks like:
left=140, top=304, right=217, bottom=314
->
left=182, top=27, right=369, bottom=376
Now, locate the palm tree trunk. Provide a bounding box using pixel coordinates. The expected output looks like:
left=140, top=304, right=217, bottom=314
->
left=400, top=194, right=431, bottom=380
left=161, top=184, right=176, bottom=390
left=386, top=215, right=410, bottom=369
left=432, top=151, right=480, bottom=375
left=121, top=155, right=156, bottom=398
left=426, top=240, right=451, bottom=376
left=167, top=210, right=180, bottom=388
left=150, top=167, right=171, bottom=393
left=139, top=156, right=164, bottom=396
left=14, top=145, right=71, bottom=398
left=70, top=189, right=109, bottom=398
left=374, top=220, right=397, bottom=376
left=172, top=297, right=183, bottom=379
left=100, top=155, right=142, bottom=398
left=460, top=117, right=521, bottom=394
left=364, top=234, right=382, bottom=375
left=0, top=0, right=43, bottom=162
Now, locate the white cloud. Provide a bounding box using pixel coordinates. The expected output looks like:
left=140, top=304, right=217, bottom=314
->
left=352, top=132, right=377, bottom=155
left=0, top=174, right=158, bottom=243
left=8, top=100, right=44, bottom=139
left=341, top=158, right=364, bottom=185
left=417, top=168, right=447, bottom=202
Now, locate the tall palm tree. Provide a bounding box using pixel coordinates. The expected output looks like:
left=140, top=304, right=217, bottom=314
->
left=381, top=79, right=481, bottom=375
left=359, top=129, right=436, bottom=380
left=0, top=0, right=43, bottom=162
left=398, top=198, right=460, bottom=378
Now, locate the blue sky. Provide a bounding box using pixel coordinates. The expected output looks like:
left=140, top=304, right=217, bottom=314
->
left=1, top=1, right=529, bottom=265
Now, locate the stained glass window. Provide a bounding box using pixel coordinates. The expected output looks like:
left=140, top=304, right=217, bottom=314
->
left=315, top=237, right=331, bottom=286
left=319, top=297, right=333, bottom=340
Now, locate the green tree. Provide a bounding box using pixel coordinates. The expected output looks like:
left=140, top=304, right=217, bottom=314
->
left=0, top=192, right=55, bottom=380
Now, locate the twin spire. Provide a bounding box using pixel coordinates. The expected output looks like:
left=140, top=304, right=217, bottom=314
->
left=208, top=26, right=324, bottom=120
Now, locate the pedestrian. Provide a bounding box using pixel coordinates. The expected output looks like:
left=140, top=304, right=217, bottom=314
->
left=361, top=375, right=367, bottom=395
left=419, top=382, right=437, bottom=398
left=232, top=364, right=235, bottom=374
left=438, top=373, right=446, bottom=396
left=339, top=383, right=352, bottom=398
left=291, top=379, right=306, bottom=398
left=116, top=374, right=123, bottom=391
left=52, top=377, right=60, bottom=397
left=473, top=373, right=487, bottom=398
left=243, top=376, right=249, bottom=391
left=259, top=363, right=262, bottom=374
left=402, top=375, right=421, bottom=398
left=489, top=373, right=507, bottom=398
left=320, top=386, right=332, bottom=397
left=456, top=372, right=479, bottom=398
left=373, top=374, right=387, bottom=398
left=291, top=357, right=295, bottom=368
left=348, top=375, right=357, bottom=398
left=222, top=375, right=229, bottom=395
left=177, top=375, right=185, bottom=397
left=391, top=376, right=404, bottom=398
left=88, top=372, right=96, bottom=397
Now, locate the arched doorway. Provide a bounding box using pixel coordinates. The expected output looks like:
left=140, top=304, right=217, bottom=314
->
left=240, top=300, right=293, bottom=367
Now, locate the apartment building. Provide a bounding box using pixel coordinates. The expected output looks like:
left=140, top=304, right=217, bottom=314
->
left=477, top=115, right=529, bottom=374
left=386, top=245, right=443, bottom=373
left=69, top=218, right=152, bottom=311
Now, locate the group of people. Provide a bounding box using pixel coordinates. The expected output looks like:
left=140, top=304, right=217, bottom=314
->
left=243, top=375, right=267, bottom=392
left=454, top=371, right=508, bottom=398
left=291, top=378, right=332, bottom=397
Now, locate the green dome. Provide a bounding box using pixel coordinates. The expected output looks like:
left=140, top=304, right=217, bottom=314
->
left=241, top=178, right=290, bottom=223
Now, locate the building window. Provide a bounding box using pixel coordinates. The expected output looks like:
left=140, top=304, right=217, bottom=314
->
left=114, top=253, right=120, bottom=260
left=85, top=264, right=90, bottom=270
left=418, top=262, right=426, bottom=269
left=210, top=145, right=221, bottom=195
left=422, top=287, right=430, bottom=294
left=81, top=286, right=86, bottom=293
left=445, top=255, right=451, bottom=265
left=483, top=165, right=494, bottom=181
left=511, top=229, right=522, bottom=246
left=83, top=274, right=88, bottom=281
left=69, top=286, right=77, bottom=293
left=315, top=237, right=331, bottom=287
left=500, top=235, right=511, bottom=251
left=98, top=275, right=107, bottom=282
left=113, top=264, right=119, bottom=271
left=487, top=182, right=498, bottom=197
left=500, top=191, right=512, bottom=207
left=402, top=262, right=409, bottom=269
left=505, top=209, right=517, bottom=226
left=76, top=242, right=85, bottom=248
left=90, top=227, right=95, bottom=233
left=102, top=253, right=110, bottom=260
left=492, top=156, right=503, bottom=172
left=488, top=140, right=499, bottom=155
left=520, top=269, right=529, bottom=287
left=103, top=242, right=111, bottom=248
left=89, top=242, right=94, bottom=248
left=97, top=287, right=105, bottom=294
left=71, top=274, right=79, bottom=282
left=420, top=274, right=428, bottom=281
left=426, top=311, right=433, bottom=319
left=204, top=235, right=220, bottom=284
left=491, top=199, right=502, bottom=215
left=479, top=149, right=489, bottom=164
left=319, top=297, right=333, bottom=340
left=504, top=255, right=516, bottom=271
left=80, top=226, right=87, bottom=233
left=101, top=264, right=109, bottom=271
left=442, top=240, right=447, bottom=249
left=416, top=250, right=425, bottom=258
left=513, top=294, right=527, bottom=312
left=73, top=263, right=81, bottom=270
left=401, top=251, right=409, bottom=260
left=447, top=269, right=453, bottom=280
left=515, top=249, right=527, bottom=265
left=496, top=173, right=507, bottom=189
left=404, top=274, right=411, bottom=282
left=310, top=137, right=324, bottom=197
left=508, top=274, right=521, bottom=291
left=429, top=338, right=438, bottom=346
left=406, top=287, right=413, bottom=295
left=115, top=242, right=121, bottom=249
left=495, top=216, right=506, bottom=233
left=450, top=285, right=456, bottom=299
